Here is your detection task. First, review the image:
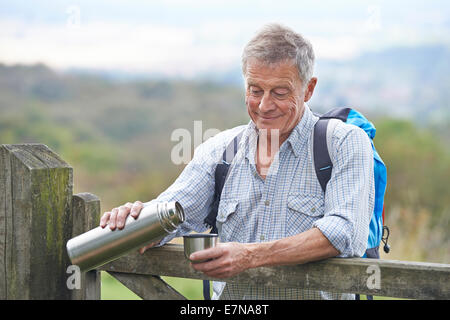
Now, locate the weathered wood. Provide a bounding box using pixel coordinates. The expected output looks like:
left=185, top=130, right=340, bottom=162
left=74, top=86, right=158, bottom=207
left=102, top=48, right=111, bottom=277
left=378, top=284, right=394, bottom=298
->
left=101, top=244, right=450, bottom=299
left=70, top=193, right=101, bottom=300
left=0, top=144, right=13, bottom=299
left=108, top=272, right=186, bottom=300
left=0, top=144, right=73, bottom=299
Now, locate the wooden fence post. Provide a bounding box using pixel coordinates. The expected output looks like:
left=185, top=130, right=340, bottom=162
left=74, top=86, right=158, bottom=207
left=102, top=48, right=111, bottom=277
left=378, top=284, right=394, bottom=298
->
left=71, top=193, right=101, bottom=300
left=0, top=144, right=73, bottom=299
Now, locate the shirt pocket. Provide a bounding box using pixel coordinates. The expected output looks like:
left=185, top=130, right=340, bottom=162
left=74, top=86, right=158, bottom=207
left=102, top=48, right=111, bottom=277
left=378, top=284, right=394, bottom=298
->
left=216, top=199, right=242, bottom=241
left=286, top=194, right=324, bottom=236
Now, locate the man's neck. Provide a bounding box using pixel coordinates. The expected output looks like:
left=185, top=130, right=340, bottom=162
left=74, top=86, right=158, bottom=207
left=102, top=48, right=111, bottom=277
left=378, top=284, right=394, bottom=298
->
left=255, top=130, right=283, bottom=179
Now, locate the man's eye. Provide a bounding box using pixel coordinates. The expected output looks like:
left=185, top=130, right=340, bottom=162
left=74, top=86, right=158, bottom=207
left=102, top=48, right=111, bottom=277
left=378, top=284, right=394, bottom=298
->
left=273, top=93, right=287, bottom=100
left=250, top=88, right=263, bottom=95
left=273, top=89, right=289, bottom=97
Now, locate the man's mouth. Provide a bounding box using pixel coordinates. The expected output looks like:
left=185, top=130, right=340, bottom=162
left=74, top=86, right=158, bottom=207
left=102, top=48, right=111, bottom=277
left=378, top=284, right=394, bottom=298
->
left=258, top=114, right=281, bottom=120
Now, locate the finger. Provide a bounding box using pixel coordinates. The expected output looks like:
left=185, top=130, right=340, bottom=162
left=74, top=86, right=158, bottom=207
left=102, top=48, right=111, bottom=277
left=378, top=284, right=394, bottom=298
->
left=100, top=212, right=111, bottom=228
left=130, top=200, right=143, bottom=219
left=139, top=244, right=151, bottom=254
left=109, top=207, right=119, bottom=230
left=139, top=242, right=158, bottom=255
left=116, top=203, right=132, bottom=229
left=191, top=257, right=231, bottom=279
left=189, top=246, right=224, bottom=262
left=191, top=259, right=216, bottom=273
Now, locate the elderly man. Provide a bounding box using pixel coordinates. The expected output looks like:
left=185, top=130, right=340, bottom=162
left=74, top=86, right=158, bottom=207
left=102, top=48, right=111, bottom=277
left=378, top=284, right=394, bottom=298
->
left=100, top=23, right=374, bottom=300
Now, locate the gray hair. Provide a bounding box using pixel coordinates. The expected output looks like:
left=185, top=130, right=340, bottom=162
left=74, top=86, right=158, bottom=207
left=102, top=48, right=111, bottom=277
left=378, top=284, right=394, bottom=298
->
left=242, top=23, right=315, bottom=85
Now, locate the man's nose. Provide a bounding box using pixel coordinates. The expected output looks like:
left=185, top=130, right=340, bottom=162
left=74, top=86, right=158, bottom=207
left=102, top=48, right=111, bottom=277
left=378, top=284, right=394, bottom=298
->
left=259, top=93, right=276, bottom=113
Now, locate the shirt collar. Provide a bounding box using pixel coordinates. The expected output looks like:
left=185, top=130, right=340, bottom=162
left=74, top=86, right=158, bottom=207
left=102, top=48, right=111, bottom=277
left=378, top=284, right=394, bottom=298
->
left=286, top=104, right=318, bottom=158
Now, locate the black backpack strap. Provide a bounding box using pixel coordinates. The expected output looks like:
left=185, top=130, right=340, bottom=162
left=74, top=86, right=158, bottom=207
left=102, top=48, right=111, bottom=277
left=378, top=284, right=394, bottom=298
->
left=313, top=118, right=333, bottom=193
left=313, top=108, right=351, bottom=192
left=203, top=130, right=243, bottom=233
left=203, top=130, right=244, bottom=300
left=203, top=280, right=212, bottom=301
left=320, top=107, right=352, bottom=121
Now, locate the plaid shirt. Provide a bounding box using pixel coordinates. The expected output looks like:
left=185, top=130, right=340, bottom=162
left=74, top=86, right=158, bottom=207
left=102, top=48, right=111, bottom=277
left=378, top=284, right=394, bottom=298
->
left=145, top=105, right=375, bottom=300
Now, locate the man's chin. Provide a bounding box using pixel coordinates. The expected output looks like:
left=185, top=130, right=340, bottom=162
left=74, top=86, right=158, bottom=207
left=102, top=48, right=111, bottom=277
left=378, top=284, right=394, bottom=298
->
left=255, top=125, right=282, bottom=137
left=255, top=121, right=281, bottom=131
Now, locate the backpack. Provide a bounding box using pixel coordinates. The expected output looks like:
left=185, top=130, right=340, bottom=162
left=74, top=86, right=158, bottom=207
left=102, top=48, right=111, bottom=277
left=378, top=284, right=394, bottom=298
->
left=202, top=107, right=390, bottom=299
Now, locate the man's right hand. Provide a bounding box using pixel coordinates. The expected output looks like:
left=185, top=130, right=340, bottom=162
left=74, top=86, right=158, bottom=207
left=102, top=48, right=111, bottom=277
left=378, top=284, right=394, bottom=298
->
left=99, top=200, right=157, bottom=254
left=100, top=200, right=144, bottom=230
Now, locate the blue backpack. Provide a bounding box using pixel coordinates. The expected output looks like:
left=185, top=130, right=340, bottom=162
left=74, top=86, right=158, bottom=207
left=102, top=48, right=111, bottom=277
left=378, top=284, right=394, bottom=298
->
left=203, top=107, right=390, bottom=299
left=312, top=107, right=389, bottom=258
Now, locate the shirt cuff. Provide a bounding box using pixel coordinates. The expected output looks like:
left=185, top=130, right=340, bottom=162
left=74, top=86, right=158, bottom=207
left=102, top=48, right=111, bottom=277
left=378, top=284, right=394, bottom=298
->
left=313, top=215, right=354, bottom=257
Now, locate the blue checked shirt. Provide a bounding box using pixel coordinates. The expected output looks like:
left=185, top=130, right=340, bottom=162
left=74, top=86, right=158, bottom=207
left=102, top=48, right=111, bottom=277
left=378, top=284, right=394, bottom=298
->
left=144, top=105, right=375, bottom=300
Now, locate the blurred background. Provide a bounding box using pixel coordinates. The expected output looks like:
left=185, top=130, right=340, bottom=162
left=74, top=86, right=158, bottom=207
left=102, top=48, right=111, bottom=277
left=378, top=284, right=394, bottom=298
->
left=1, top=0, right=449, bottom=299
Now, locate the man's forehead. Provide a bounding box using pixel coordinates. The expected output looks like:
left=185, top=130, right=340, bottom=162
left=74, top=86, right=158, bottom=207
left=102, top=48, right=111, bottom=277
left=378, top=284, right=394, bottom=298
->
left=244, top=58, right=301, bottom=86
left=246, top=77, right=293, bottom=88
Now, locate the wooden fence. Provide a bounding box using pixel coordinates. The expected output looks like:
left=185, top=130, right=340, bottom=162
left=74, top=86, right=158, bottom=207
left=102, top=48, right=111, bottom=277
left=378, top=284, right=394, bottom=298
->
left=1, top=144, right=449, bottom=300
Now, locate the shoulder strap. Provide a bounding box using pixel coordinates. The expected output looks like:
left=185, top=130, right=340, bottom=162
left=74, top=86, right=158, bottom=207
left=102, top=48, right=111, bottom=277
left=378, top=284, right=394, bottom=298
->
left=320, top=107, right=352, bottom=121
left=313, top=118, right=333, bottom=193
left=203, top=130, right=244, bottom=232
left=313, top=108, right=351, bottom=192
left=202, top=130, right=243, bottom=301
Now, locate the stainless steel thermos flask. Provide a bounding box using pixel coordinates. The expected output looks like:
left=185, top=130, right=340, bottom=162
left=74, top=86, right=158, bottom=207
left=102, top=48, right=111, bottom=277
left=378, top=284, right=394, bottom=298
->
left=66, top=201, right=184, bottom=272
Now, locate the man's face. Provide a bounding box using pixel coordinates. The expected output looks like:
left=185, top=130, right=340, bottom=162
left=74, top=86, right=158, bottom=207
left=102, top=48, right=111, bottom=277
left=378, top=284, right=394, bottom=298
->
left=244, top=59, right=316, bottom=140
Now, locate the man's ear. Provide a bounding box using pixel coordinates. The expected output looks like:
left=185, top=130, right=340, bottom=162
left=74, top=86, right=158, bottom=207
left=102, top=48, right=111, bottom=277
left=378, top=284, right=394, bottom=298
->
left=304, top=77, right=318, bottom=102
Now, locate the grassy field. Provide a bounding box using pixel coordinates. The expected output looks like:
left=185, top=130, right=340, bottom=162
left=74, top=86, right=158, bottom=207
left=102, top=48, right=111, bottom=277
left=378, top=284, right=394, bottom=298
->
left=100, top=272, right=206, bottom=300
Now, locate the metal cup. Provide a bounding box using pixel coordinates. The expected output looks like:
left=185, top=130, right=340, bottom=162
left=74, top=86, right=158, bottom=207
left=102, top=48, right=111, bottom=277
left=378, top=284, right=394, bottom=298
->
left=183, top=234, right=218, bottom=263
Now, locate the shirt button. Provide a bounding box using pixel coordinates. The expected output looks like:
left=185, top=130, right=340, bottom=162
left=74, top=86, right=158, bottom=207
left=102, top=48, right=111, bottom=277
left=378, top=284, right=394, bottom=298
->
left=264, top=200, right=270, bottom=206
left=311, top=207, right=316, bottom=213
left=260, top=235, right=265, bottom=241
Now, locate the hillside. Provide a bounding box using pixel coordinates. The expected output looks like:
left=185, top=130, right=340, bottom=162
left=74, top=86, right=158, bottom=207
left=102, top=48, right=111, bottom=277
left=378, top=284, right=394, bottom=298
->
left=0, top=62, right=248, bottom=207
left=193, top=45, right=450, bottom=128
left=0, top=59, right=448, bottom=263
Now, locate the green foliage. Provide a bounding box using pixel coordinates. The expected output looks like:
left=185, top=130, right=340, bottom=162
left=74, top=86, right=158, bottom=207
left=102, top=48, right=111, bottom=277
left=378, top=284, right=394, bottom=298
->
left=374, top=118, right=450, bottom=262
left=100, top=272, right=142, bottom=300
left=162, top=277, right=205, bottom=300
left=375, top=118, right=450, bottom=221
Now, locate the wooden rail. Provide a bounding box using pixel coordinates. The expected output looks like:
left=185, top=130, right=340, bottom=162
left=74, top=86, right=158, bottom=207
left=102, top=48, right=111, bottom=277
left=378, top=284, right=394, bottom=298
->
left=1, top=144, right=449, bottom=300
left=100, top=244, right=450, bottom=300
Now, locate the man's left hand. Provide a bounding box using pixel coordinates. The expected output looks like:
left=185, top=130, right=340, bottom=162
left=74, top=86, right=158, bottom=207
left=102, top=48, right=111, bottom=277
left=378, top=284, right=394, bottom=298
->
left=189, top=242, right=254, bottom=279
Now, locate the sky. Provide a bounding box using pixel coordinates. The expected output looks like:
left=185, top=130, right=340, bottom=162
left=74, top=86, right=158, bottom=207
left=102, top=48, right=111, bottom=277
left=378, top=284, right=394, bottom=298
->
left=1, top=0, right=449, bottom=77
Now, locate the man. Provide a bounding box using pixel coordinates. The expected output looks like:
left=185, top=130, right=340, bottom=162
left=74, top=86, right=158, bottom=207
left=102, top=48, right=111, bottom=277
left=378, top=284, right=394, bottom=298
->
left=100, top=23, right=374, bottom=299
